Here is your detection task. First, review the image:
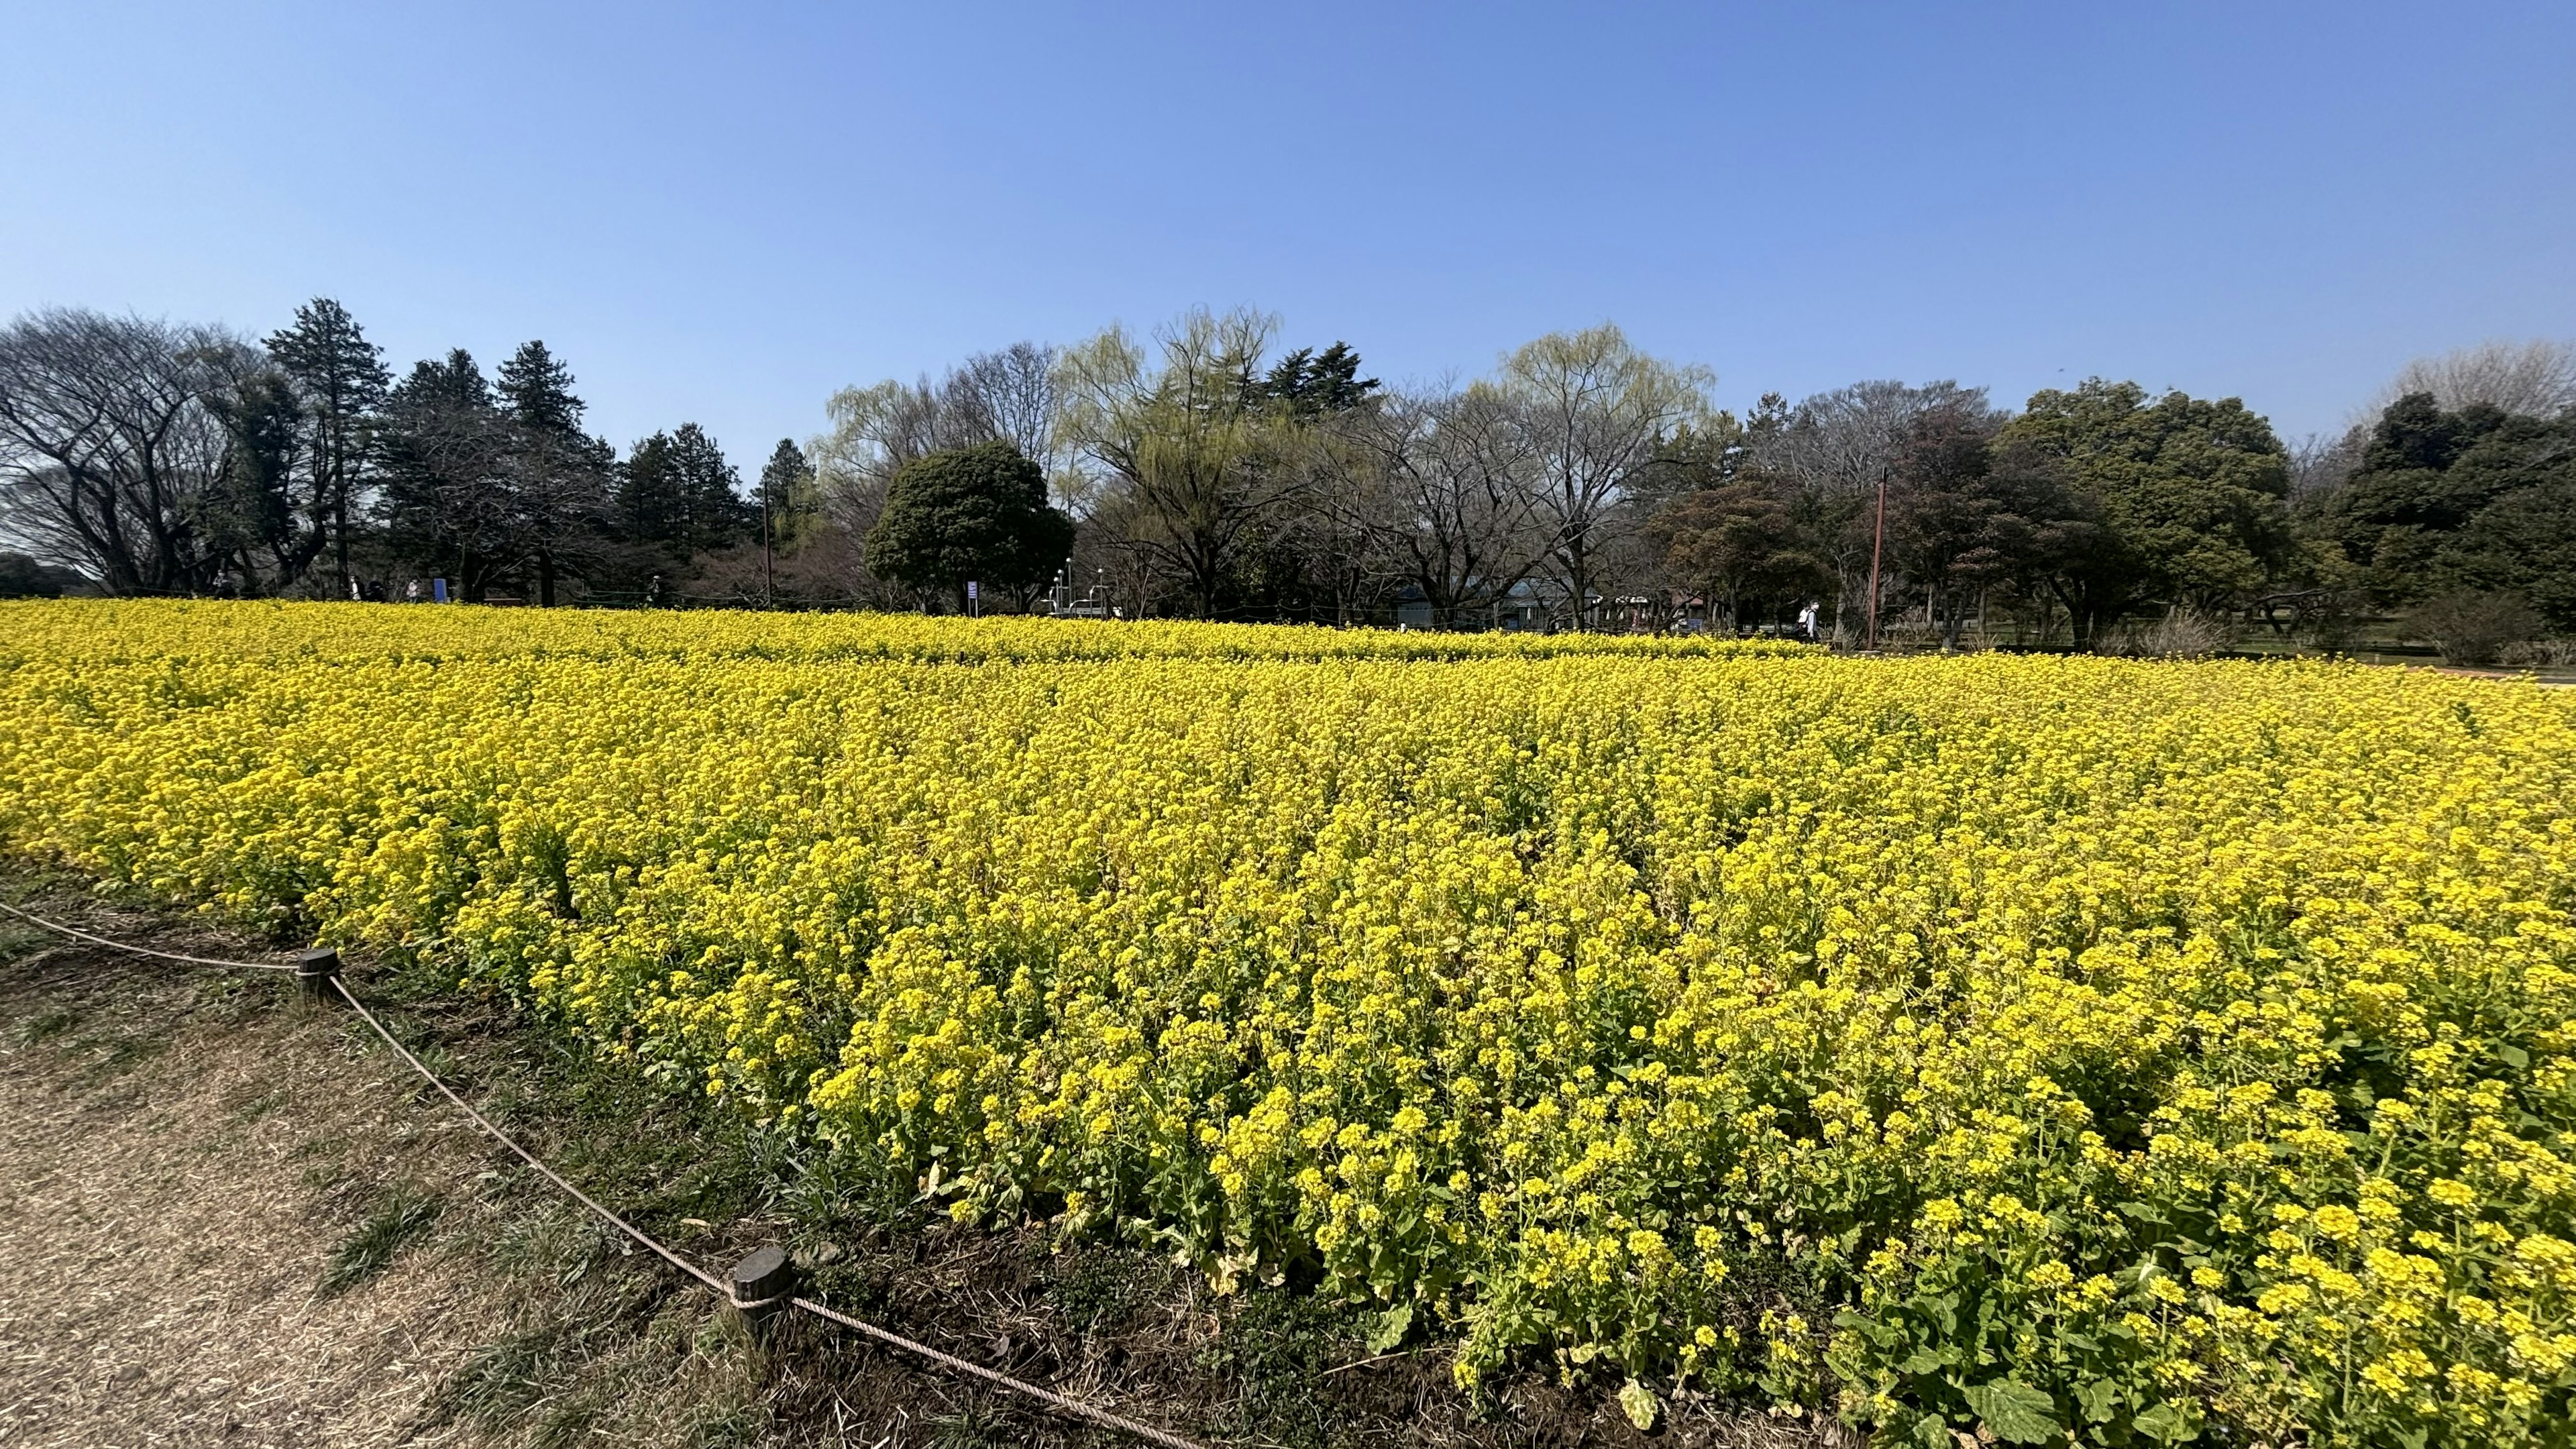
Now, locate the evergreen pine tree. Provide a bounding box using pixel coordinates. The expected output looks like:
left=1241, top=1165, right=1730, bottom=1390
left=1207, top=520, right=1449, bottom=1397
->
left=667, top=423, right=747, bottom=552
left=1305, top=341, right=1379, bottom=413
left=1256, top=341, right=1379, bottom=416
left=412, top=349, right=494, bottom=409
left=494, top=340, right=613, bottom=604
left=618, top=431, right=684, bottom=549
left=758, top=438, right=814, bottom=522
left=376, top=350, right=509, bottom=594
left=497, top=340, right=584, bottom=436
left=264, top=297, right=390, bottom=590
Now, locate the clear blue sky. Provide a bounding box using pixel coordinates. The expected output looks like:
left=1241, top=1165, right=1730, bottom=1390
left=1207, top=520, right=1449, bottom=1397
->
left=5, top=1, right=2571, bottom=466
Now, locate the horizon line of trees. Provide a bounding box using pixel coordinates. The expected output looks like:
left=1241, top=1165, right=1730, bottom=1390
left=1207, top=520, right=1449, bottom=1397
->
left=0, top=301, right=819, bottom=605
left=5, top=301, right=2571, bottom=655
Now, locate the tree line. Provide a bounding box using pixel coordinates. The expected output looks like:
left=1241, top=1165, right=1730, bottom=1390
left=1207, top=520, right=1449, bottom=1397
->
left=0, top=302, right=816, bottom=604
left=4, top=301, right=2570, bottom=655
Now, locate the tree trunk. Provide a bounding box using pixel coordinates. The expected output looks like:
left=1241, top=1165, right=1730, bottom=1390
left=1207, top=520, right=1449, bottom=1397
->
left=331, top=438, right=352, bottom=595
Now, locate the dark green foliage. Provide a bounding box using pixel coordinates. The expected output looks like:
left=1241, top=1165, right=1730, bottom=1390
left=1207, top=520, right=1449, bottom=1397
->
left=204, top=366, right=303, bottom=569
left=498, top=340, right=585, bottom=437
left=1195, top=1288, right=1366, bottom=1448
left=1881, top=398, right=2102, bottom=648
left=375, top=350, right=510, bottom=594
left=1996, top=379, right=2297, bottom=641
left=402, top=347, right=494, bottom=411
left=494, top=341, right=616, bottom=605
left=865, top=441, right=1074, bottom=608
left=2322, top=393, right=2576, bottom=627
left=1650, top=481, right=1824, bottom=631
left=756, top=437, right=812, bottom=521
left=1256, top=341, right=1379, bottom=416
left=2438, top=475, right=2576, bottom=625
left=264, top=298, right=390, bottom=590
left=618, top=431, right=684, bottom=549
left=319, top=1181, right=444, bottom=1296
left=374, top=345, right=619, bottom=602
left=0, top=551, right=77, bottom=597
left=618, top=423, right=747, bottom=556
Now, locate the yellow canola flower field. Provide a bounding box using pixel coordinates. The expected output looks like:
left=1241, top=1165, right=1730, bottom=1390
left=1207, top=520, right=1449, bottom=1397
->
left=3, top=599, right=2572, bottom=1447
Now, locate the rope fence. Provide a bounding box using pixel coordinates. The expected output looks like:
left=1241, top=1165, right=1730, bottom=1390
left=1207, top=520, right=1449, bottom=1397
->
left=1, top=898, right=1205, bottom=1449
left=0, top=900, right=301, bottom=972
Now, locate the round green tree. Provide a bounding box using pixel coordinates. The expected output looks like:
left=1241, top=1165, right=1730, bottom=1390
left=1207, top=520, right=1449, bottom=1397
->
left=863, top=441, right=1074, bottom=610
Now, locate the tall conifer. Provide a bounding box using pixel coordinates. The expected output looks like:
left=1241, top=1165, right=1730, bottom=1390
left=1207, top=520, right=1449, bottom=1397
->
left=264, top=298, right=389, bottom=590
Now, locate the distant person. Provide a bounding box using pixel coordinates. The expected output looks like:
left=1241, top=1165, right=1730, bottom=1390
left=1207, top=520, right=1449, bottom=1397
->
left=1798, top=602, right=1820, bottom=641
left=405, top=580, right=421, bottom=604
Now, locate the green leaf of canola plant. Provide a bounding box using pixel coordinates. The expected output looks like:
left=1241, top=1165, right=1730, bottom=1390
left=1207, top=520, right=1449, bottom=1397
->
left=1962, top=1378, right=2061, bottom=1445
left=1618, top=1379, right=1658, bottom=1431
left=2132, top=1400, right=2202, bottom=1442
left=1364, top=1301, right=1412, bottom=1354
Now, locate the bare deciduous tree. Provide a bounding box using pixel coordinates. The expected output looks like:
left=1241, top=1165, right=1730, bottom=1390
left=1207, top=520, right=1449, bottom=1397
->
left=0, top=309, right=254, bottom=593
left=949, top=342, right=1060, bottom=473
left=2379, top=339, right=2576, bottom=421
left=1327, top=384, right=1550, bottom=629
left=1495, top=325, right=1713, bottom=627
left=819, top=343, right=1066, bottom=488
left=811, top=342, right=1075, bottom=602
left=1056, top=309, right=1305, bottom=618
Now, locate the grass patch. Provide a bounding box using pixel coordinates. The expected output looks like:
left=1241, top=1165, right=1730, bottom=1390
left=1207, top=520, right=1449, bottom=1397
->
left=430, top=1322, right=570, bottom=1432
left=1046, top=1242, right=1174, bottom=1336
left=16, top=1007, right=77, bottom=1045
left=1199, top=1288, right=1370, bottom=1448
left=319, top=1181, right=444, bottom=1296
left=924, top=1398, right=1018, bottom=1449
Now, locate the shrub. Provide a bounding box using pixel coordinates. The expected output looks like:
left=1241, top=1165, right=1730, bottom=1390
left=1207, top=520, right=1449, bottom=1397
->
left=2104, top=606, right=2232, bottom=659
left=2409, top=590, right=2542, bottom=666
left=2496, top=638, right=2576, bottom=668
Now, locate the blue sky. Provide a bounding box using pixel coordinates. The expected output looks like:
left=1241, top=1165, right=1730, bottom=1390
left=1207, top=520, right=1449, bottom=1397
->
left=4, top=1, right=2571, bottom=467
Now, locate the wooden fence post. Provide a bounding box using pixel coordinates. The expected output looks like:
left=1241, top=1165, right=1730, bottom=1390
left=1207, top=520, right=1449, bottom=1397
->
left=295, top=947, right=341, bottom=1005
left=731, top=1244, right=796, bottom=1331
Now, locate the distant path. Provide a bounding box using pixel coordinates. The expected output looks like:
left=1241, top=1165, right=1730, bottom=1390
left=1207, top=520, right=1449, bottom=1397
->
left=0, top=917, right=511, bottom=1447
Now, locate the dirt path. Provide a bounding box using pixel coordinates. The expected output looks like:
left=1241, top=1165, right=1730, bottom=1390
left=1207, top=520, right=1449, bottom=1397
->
left=0, top=898, right=1210, bottom=1449
left=0, top=913, right=515, bottom=1447
left=0, top=892, right=1851, bottom=1449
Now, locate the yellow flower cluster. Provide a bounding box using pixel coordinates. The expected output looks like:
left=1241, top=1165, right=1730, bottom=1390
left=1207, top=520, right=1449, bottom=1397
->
left=3, top=599, right=2571, bottom=1446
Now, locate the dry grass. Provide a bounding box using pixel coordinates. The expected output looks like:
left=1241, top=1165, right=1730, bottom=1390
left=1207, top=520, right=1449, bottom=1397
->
left=0, top=907, right=518, bottom=1446
left=0, top=881, right=1854, bottom=1448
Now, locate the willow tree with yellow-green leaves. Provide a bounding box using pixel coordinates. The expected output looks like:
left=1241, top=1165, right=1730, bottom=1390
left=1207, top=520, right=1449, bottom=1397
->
left=2, top=598, right=2571, bottom=1447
